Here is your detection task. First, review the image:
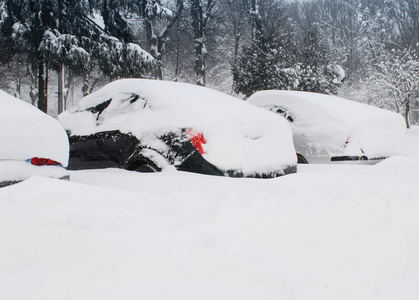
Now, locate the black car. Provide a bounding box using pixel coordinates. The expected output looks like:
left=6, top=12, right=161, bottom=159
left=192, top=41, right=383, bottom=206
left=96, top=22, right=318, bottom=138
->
left=59, top=79, right=297, bottom=177
left=68, top=128, right=228, bottom=176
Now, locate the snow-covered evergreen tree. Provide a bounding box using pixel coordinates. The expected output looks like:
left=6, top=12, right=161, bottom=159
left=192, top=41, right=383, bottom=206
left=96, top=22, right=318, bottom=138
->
left=102, top=0, right=133, bottom=43
left=2, top=0, right=66, bottom=112
left=233, top=38, right=295, bottom=97
left=98, top=37, right=155, bottom=79
left=0, top=0, right=156, bottom=113
left=233, top=37, right=344, bottom=97
left=233, top=0, right=344, bottom=97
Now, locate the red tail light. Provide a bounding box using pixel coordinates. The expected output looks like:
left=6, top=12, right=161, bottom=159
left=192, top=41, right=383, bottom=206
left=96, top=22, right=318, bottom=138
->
left=187, top=129, right=206, bottom=154
left=343, top=138, right=349, bottom=148
left=31, top=157, right=61, bottom=166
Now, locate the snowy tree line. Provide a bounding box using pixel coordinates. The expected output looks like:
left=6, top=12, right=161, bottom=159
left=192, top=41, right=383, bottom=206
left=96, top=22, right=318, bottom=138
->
left=0, top=0, right=418, bottom=127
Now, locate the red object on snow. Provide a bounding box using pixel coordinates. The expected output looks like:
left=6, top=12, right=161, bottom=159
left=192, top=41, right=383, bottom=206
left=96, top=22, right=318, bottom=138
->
left=31, top=157, right=61, bottom=166
left=187, top=129, right=206, bottom=154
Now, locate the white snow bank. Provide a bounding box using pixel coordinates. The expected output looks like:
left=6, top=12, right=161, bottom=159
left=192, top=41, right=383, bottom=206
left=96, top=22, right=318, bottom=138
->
left=0, top=90, right=69, bottom=166
left=0, top=161, right=419, bottom=299
left=59, top=79, right=296, bottom=174
left=247, top=90, right=407, bottom=158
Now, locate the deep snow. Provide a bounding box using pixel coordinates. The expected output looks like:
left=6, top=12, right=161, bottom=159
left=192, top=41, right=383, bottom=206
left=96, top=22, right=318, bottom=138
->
left=0, top=128, right=418, bottom=300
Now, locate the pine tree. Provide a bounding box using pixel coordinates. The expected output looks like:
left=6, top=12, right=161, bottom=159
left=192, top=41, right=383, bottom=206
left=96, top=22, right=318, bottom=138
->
left=0, top=0, right=156, bottom=113
left=233, top=0, right=344, bottom=97
left=102, top=0, right=133, bottom=43
left=233, top=38, right=297, bottom=97
left=6, top=0, right=64, bottom=112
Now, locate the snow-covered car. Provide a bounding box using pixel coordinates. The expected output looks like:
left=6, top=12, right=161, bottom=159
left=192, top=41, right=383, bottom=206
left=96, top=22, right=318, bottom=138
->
left=0, top=90, right=69, bottom=187
left=247, top=90, right=407, bottom=164
left=58, top=79, right=297, bottom=177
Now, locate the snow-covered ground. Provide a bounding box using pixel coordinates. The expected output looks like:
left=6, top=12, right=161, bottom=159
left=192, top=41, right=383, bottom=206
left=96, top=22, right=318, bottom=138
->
left=1, top=128, right=418, bottom=300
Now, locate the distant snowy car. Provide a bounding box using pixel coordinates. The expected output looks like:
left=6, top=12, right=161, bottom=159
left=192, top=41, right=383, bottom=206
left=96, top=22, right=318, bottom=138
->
left=247, top=90, right=407, bottom=164
left=59, top=79, right=297, bottom=177
left=0, top=91, right=69, bottom=187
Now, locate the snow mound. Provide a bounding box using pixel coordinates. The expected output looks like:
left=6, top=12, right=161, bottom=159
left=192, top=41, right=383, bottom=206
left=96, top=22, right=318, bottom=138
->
left=1, top=163, right=419, bottom=299
left=375, top=156, right=419, bottom=168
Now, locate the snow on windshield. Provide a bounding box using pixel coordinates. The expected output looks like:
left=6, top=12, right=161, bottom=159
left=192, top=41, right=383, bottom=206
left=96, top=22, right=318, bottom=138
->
left=0, top=90, right=69, bottom=166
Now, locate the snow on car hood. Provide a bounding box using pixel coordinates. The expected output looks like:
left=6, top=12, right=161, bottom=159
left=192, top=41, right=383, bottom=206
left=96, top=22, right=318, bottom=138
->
left=247, top=90, right=407, bottom=158
left=59, top=79, right=297, bottom=174
left=0, top=90, right=69, bottom=167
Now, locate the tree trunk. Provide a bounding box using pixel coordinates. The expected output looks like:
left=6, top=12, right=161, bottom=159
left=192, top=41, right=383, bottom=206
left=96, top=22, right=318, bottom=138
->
left=28, top=64, right=38, bottom=106
left=146, top=22, right=165, bottom=80
left=143, top=0, right=183, bottom=80
left=14, top=55, right=22, bottom=98
left=191, top=0, right=206, bottom=86
left=57, top=65, right=65, bottom=114
left=194, top=42, right=206, bottom=86
left=234, top=31, right=241, bottom=67
left=250, top=0, right=264, bottom=42
left=82, top=73, right=89, bottom=97
left=405, top=97, right=411, bottom=129
left=45, top=63, right=49, bottom=104
left=82, top=72, right=100, bottom=98
left=71, top=75, right=75, bottom=106
left=37, top=62, right=48, bottom=113
left=152, top=36, right=163, bottom=80
left=174, top=24, right=182, bottom=81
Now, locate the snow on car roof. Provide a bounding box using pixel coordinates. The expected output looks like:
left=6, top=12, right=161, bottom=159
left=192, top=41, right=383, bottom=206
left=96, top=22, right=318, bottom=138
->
left=247, top=90, right=407, bottom=158
left=247, top=90, right=405, bottom=132
left=0, top=90, right=69, bottom=166
left=59, top=79, right=297, bottom=174
left=63, top=79, right=287, bottom=133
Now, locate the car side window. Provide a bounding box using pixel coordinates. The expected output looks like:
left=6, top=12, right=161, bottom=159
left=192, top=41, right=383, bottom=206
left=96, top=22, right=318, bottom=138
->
left=123, top=93, right=148, bottom=109
left=86, top=94, right=149, bottom=122
left=267, top=105, right=294, bottom=123
left=87, top=99, right=112, bottom=120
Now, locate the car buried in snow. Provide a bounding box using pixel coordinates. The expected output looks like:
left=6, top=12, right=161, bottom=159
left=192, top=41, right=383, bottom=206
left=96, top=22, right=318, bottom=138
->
left=0, top=90, right=69, bottom=188
left=58, top=79, right=297, bottom=178
left=247, top=90, right=407, bottom=164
